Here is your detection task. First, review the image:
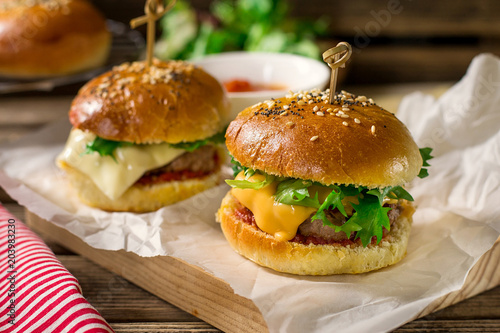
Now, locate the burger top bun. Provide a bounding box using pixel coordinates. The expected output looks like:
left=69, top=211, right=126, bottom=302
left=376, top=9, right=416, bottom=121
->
left=225, top=89, right=422, bottom=188
left=0, top=0, right=111, bottom=78
left=69, top=59, right=231, bottom=144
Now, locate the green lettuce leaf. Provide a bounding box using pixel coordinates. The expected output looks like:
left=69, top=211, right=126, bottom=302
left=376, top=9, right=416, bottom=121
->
left=83, top=137, right=131, bottom=161
left=274, top=179, right=320, bottom=208
left=168, top=130, right=226, bottom=152
left=83, top=130, right=226, bottom=160
left=367, top=186, right=413, bottom=205
left=341, top=195, right=392, bottom=247
left=229, top=156, right=248, bottom=177
left=225, top=172, right=275, bottom=190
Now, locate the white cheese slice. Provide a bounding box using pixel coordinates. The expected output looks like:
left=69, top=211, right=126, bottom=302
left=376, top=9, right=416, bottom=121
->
left=57, top=129, right=185, bottom=200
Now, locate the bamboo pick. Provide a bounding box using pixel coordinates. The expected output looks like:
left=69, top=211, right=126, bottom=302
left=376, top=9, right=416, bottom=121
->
left=130, top=0, right=177, bottom=68
left=322, top=42, right=352, bottom=103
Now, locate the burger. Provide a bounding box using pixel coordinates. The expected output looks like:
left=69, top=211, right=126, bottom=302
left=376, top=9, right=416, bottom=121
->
left=0, top=0, right=111, bottom=78
left=57, top=59, right=231, bottom=212
left=217, top=89, right=431, bottom=275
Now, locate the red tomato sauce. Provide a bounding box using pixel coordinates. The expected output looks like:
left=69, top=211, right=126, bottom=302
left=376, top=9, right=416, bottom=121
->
left=223, top=79, right=286, bottom=93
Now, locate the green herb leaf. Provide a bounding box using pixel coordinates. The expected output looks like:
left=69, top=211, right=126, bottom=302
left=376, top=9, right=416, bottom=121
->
left=157, top=0, right=327, bottom=60
left=84, top=129, right=226, bottom=162
left=229, top=156, right=247, bottom=177
left=343, top=195, right=391, bottom=247
left=316, top=185, right=347, bottom=216
left=387, top=186, right=414, bottom=202
left=168, top=129, right=226, bottom=152
left=306, top=184, right=360, bottom=230
left=367, top=186, right=414, bottom=205
left=83, top=137, right=131, bottom=161
left=225, top=172, right=275, bottom=190
left=418, top=147, right=434, bottom=178
left=274, top=179, right=320, bottom=208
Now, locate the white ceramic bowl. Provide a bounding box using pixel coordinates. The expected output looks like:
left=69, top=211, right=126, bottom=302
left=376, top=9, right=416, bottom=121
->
left=194, top=51, right=330, bottom=119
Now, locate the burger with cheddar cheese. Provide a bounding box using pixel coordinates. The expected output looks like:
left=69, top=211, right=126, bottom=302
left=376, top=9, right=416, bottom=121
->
left=57, top=59, right=230, bottom=212
left=216, top=89, right=431, bottom=275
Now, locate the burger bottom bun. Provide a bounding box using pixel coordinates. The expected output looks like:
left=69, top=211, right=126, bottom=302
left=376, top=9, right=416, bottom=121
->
left=59, top=163, right=222, bottom=213
left=217, top=192, right=412, bottom=275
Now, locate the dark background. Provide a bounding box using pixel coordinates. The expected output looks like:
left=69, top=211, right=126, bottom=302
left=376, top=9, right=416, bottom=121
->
left=90, top=0, right=500, bottom=85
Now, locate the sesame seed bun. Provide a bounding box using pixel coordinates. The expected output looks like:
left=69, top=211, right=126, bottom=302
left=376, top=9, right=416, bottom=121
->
left=225, top=90, right=422, bottom=188
left=69, top=59, right=231, bottom=144
left=217, top=191, right=413, bottom=275
left=0, top=0, right=111, bottom=78
left=219, top=89, right=422, bottom=275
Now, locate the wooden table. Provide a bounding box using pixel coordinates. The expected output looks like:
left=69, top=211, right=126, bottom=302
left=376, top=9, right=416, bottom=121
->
left=2, top=83, right=500, bottom=332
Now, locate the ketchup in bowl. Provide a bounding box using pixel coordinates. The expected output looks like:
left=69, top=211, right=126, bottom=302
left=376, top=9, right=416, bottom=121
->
left=223, top=79, right=286, bottom=93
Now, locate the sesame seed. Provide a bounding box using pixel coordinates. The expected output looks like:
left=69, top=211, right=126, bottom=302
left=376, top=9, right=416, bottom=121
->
left=317, top=111, right=325, bottom=116
left=371, top=125, right=376, bottom=134
left=310, top=135, right=319, bottom=141
left=341, top=114, right=349, bottom=118
left=286, top=121, right=295, bottom=128
left=354, top=118, right=361, bottom=124
left=342, top=121, right=349, bottom=127
left=283, top=105, right=290, bottom=110
left=313, top=106, right=319, bottom=112
left=298, top=100, right=306, bottom=106
left=280, top=111, right=288, bottom=116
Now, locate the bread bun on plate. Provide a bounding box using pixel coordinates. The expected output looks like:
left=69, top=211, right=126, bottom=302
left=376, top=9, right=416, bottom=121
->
left=0, top=0, right=111, bottom=78
left=57, top=59, right=231, bottom=212
left=217, top=89, right=425, bottom=275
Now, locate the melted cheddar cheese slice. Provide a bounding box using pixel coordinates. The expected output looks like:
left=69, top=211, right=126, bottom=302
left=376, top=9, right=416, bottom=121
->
left=57, top=129, right=185, bottom=200
left=231, top=172, right=320, bottom=241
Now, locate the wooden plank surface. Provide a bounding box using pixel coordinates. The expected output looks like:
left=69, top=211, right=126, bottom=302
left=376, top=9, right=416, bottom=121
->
left=25, top=212, right=268, bottom=333
left=25, top=210, right=500, bottom=333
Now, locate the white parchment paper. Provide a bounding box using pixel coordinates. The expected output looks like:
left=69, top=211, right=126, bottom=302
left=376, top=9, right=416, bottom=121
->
left=1, top=53, right=500, bottom=333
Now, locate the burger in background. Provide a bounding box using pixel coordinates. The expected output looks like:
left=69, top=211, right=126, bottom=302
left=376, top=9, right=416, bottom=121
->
left=57, top=59, right=231, bottom=212
left=0, top=0, right=111, bottom=78
left=217, top=89, right=432, bottom=275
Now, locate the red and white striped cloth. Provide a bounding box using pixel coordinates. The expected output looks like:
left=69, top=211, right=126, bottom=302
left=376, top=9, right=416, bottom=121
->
left=0, top=204, right=114, bottom=333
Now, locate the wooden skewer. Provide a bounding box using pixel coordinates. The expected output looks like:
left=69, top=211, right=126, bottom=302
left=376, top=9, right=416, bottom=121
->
left=322, top=42, right=352, bottom=104
left=130, top=0, right=177, bottom=68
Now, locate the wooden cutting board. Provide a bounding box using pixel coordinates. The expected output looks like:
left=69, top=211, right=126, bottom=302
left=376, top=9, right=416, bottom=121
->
left=25, top=210, right=500, bottom=333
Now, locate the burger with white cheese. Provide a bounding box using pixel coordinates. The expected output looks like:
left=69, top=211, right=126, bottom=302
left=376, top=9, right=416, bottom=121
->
left=57, top=59, right=230, bottom=212
left=217, top=89, right=431, bottom=275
